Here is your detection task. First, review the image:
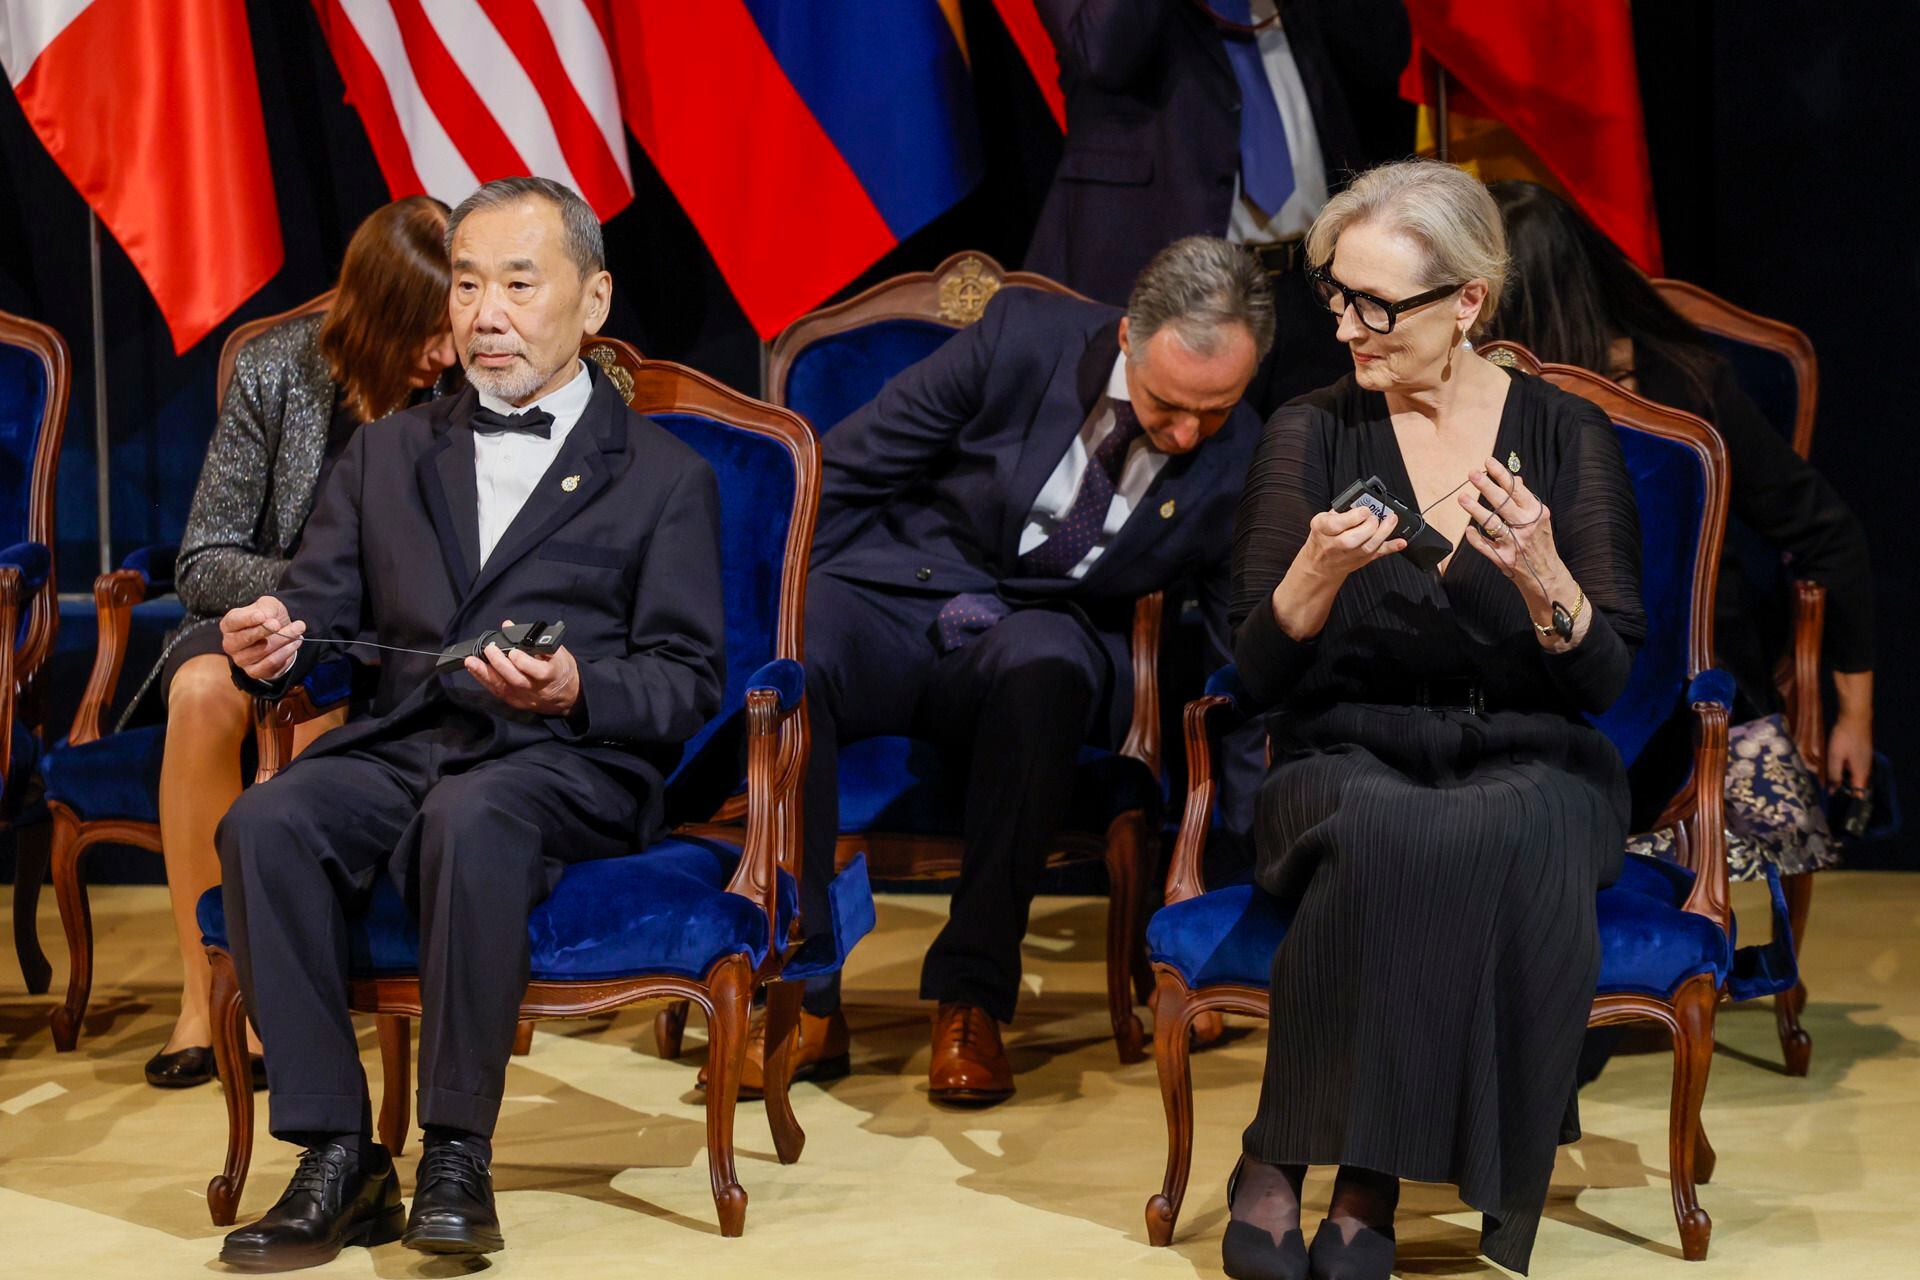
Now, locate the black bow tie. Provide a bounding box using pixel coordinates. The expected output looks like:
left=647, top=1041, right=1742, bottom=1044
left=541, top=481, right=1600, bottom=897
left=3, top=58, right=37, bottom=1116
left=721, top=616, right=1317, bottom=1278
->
left=470, top=406, right=555, bottom=438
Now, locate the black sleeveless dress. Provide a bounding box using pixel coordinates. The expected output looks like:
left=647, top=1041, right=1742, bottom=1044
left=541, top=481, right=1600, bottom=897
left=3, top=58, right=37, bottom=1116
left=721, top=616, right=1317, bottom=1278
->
left=1230, top=370, right=1646, bottom=1273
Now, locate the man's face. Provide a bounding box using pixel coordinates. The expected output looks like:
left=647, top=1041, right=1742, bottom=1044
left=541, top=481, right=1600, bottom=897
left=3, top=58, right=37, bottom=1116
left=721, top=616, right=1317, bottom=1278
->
left=1119, top=317, right=1258, bottom=455
left=449, top=198, right=610, bottom=405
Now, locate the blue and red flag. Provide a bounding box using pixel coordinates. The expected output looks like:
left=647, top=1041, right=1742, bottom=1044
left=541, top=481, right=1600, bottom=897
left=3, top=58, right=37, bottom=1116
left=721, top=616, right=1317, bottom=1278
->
left=607, top=1, right=986, bottom=339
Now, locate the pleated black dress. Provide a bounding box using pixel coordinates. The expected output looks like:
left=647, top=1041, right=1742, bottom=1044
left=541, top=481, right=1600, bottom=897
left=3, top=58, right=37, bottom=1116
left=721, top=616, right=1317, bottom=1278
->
left=1230, top=370, right=1646, bottom=1274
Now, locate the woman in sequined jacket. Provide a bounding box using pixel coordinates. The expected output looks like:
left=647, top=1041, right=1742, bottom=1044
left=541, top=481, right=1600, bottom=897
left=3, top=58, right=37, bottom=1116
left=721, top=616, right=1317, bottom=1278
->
left=141, top=196, right=459, bottom=1089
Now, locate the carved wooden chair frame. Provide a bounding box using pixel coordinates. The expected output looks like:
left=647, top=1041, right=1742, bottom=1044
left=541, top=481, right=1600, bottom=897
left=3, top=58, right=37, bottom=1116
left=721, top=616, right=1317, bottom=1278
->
left=44, top=292, right=334, bottom=1050
left=2, top=307, right=72, bottom=997
left=1653, top=277, right=1822, bottom=1074
left=203, top=349, right=820, bottom=1240
left=1146, top=345, right=1736, bottom=1262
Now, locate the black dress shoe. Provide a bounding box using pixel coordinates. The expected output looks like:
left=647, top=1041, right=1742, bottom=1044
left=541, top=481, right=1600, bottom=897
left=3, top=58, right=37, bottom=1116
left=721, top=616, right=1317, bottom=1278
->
left=403, top=1138, right=504, bottom=1255
left=145, top=1046, right=271, bottom=1091
left=219, top=1141, right=402, bottom=1272
left=1222, top=1157, right=1309, bottom=1280
left=1307, top=1218, right=1397, bottom=1280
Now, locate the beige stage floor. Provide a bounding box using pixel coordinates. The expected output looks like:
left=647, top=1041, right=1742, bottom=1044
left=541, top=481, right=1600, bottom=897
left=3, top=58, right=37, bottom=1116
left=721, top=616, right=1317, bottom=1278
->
left=0, top=874, right=1915, bottom=1277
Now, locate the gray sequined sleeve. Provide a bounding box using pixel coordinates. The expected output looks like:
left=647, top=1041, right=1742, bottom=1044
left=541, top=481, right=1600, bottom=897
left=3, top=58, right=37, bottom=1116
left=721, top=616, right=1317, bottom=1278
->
left=174, top=334, right=302, bottom=616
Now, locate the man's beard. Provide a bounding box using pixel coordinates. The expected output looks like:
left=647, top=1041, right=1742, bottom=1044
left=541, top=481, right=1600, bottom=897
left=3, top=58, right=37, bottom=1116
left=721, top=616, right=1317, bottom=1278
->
left=466, top=343, right=556, bottom=404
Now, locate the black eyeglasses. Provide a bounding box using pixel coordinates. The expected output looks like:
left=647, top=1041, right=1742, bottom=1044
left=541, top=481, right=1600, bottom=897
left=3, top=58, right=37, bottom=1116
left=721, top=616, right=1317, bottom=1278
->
left=1307, top=265, right=1463, bottom=334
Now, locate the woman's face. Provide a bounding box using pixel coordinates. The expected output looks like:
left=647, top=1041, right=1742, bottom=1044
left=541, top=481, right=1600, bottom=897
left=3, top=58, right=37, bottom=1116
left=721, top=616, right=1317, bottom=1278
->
left=409, top=326, right=457, bottom=389
left=1326, top=220, right=1485, bottom=395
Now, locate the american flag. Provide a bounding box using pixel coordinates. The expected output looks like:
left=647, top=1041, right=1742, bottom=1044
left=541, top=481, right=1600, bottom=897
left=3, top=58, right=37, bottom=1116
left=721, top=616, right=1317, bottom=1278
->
left=310, top=0, right=633, bottom=221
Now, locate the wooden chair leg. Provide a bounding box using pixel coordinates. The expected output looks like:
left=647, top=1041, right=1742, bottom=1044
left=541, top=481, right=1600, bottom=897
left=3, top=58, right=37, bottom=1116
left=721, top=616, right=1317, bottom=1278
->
left=1144, top=969, right=1200, bottom=1247
left=48, top=808, right=90, bottom=1051
left=760, top=980, right=806, bottom=1165
left=1101, top=812, right=1149, bottom=1065
left=1774, top=871, right=1813, bottom=1077
left=1667, top=974, right=1716, bottom=1261
left=1695, top=1120, right=1716, bottom=1185
left=703, top=955, right=752, bottom=1237
left=11, top=818, right=52, bottom=994
left=206, top=947, right=254, bottom=1226
left=512, top=1019, right=533, bottom=1056
left=655, top=999, right=690, bottom=1059
left=376, top=1016, right=410, bottom=1158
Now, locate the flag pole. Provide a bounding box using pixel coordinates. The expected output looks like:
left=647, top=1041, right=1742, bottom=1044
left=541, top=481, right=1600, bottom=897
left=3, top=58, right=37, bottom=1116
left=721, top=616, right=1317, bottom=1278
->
left=1434, top=65, right=1451, bottom=163
left=88, top=211, right=111, bottom=577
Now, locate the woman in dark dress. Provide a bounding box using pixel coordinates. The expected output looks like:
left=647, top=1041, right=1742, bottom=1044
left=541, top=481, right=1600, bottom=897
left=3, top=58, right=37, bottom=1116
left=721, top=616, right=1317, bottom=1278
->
left=1488, top=180, right=1874, bottom=884
left=1222, top=159, right=1645, bottom=1280
left=137, top=197, right=457, bottom=1088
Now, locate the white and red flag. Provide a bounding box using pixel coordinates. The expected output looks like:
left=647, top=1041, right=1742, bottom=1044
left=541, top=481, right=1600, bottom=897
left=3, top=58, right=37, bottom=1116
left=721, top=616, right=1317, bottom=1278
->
left=311, top=0, right=633, bottom=221
left=0, top=0, right=284, bottom=354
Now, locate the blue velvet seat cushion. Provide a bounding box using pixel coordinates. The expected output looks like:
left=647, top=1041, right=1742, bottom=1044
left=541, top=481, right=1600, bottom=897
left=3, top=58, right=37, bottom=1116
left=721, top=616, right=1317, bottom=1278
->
left=1148, top=865, right=1732, bottom=1000
left=198, top=834, right=799, bottom=981
left=838, top=736, right=1160, bottom=838
left=41, top=724, right=166, bottom=823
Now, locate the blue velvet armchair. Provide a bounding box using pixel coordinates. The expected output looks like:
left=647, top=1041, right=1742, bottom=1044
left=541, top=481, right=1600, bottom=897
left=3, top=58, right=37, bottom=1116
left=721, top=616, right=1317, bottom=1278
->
left=1141, top=352, right=1782, bottom=1263
left=197, top=352, right=871, bottom=1239
left=2, top=307, right=70, bottom=998
left=1656, top=276, right=1854, bottom=1075
left=749, top=249, right=1166, bottom=1062
left=38, top=293, right=333, bottom=1051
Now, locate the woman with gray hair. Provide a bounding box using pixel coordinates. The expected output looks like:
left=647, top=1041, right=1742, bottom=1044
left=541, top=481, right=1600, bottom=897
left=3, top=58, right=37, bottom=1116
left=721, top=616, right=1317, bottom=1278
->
left=1220, top=159, right=1646, bottom=1278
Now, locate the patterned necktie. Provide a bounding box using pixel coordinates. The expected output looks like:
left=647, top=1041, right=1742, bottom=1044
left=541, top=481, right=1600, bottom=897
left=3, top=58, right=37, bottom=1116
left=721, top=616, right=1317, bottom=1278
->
left=469, top=406, right=554, bottom=438
left=1212, top=0, right=1296, bottom=216
left=1018, top=399, right=1146, bottom=578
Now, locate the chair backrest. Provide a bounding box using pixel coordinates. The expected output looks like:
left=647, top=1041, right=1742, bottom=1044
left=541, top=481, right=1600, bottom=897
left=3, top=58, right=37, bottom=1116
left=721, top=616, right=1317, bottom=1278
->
left=614, top=358, right=819, bottom=808
left=0, top=308, right=72, bottom=679
left=1652, top=277, right=1815, bottom=459
left=216, top=290, right=337, bottom=407
left=1480, top=342, right=1730, bottom=772
left=767, top=250, right=1092, bottom=433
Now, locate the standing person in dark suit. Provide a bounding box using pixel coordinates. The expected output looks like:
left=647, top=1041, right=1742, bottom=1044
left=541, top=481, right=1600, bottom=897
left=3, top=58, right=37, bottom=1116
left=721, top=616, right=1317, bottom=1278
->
left=1027, top=0, right=1411, bottom=416
left=210, top=177, right=726, bottom=1271
left=746, top=238, right=1270, bottom=1106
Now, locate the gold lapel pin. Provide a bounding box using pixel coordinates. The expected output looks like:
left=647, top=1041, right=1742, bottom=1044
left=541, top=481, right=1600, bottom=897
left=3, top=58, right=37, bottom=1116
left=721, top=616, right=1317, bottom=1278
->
left=1159, top=499, right=1176, bottom=519
left=1506, top=452, right=1522, bottom=474
left=561, top=474, right=581, bottom=492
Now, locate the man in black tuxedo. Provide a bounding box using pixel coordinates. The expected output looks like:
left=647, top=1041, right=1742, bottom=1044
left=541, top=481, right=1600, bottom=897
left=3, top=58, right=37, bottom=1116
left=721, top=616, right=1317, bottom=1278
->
left=771, top=238, right=1269, bottom=1106
left=211, top=177, right=724, bottom=1269
left=1027, top=0, right=1410, bottom=415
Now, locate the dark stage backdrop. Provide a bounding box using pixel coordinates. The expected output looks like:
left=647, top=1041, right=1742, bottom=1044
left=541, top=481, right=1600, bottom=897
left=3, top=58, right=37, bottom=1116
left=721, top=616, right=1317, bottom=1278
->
left=0, top=1, right=1911, bottom=863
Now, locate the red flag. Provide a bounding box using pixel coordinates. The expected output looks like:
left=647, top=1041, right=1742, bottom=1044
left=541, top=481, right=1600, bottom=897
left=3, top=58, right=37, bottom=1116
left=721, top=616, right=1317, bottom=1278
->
left=1400, top=0, right=1662, bottom=273
left=1, top=0, right=284, bottom=353
left=988, top=0, right=1065, bottom=130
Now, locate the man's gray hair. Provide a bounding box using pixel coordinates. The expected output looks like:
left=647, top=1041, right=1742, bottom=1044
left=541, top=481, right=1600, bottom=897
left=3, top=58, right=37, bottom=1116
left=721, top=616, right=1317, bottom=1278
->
left=1125, top=236, right=1275, bottom=363
left=445, top=176, right=605, bottom=278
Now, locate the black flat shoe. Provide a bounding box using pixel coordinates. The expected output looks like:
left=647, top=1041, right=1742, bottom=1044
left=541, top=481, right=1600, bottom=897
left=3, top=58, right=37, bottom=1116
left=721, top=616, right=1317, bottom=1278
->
left=1223, top=1156, right=1309, bottom=1280
left=1307, top=1218, right=1397, bottom=1280
left=403, top=1137, right=504, bottom=1255
left=145, top=1046, right=270, bottom=1091
left=145, top=1045, right=214, bottom=1088
left=219, top=1141, right=402, bottom=1272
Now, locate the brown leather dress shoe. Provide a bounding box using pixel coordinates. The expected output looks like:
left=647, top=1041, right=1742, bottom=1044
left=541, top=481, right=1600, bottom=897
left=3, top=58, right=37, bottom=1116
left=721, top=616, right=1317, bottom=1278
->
left=928, top=1002, right=1014, bottom=1106
left=697, top=1007, right=851, bottom=1099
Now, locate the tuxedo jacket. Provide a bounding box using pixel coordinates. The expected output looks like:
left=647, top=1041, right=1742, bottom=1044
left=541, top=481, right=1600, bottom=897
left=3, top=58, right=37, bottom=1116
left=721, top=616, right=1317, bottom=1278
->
left=246, top=363, right=727, bottom=794
left=812, top=287, right=1260, bottom=676
left=1025, top=0, right=1411, bottom=306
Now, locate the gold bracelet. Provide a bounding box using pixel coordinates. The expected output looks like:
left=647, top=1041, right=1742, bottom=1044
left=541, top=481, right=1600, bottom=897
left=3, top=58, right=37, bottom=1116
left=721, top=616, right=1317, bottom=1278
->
left=1534, top=588, right=1585, bottom=639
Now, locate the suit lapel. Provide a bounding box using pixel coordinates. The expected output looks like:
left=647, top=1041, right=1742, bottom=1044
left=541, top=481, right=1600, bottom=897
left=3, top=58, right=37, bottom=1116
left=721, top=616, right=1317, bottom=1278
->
left=416, top=386, right=482, bottom=595
left=998, top=320, right=1123, bottom=564
left=461, top=371, right=626, bottom=607
left=1080, top=432, right=1224, bottom=589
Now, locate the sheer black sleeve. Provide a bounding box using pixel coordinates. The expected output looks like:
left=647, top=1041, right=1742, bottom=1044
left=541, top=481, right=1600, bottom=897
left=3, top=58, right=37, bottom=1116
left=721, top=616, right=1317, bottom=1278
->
left=1708, top=362, right=1875, bottom=673
left=1230, top=404, right=1332, bottom=708
left=1541, top=394, right=1646, bottom=714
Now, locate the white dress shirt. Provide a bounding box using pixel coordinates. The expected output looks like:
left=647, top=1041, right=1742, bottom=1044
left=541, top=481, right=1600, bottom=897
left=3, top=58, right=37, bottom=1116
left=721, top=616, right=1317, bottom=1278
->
left=1225, top=0, right=1330, bottom=244
left=473, top=359, right=592, bottom=566
left=1018, top=354, right=1170, bottom=579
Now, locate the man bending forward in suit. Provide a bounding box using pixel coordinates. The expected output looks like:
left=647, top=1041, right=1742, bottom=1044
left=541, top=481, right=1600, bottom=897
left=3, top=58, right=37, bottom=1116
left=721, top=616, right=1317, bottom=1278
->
left=212, top=177, right=724, bottom=1269
left=760, top=238, right=1270, bottom=1105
